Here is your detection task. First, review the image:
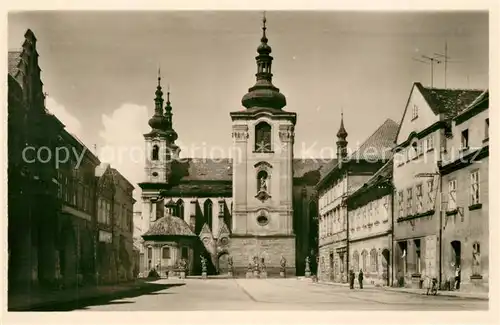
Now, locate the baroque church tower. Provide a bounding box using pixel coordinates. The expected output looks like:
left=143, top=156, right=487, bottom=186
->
left=229, top=14, right=297, bottom=275
left=141, top=71, right=180, bottom=227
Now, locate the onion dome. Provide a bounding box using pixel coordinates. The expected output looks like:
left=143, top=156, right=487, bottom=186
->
left=241, top=12, right=287, bottom=110
left=148, top=73, right=168, bottom=131
left=163, top=89, right=179, bottom=142
left=337, top=112, right=348, bottom=139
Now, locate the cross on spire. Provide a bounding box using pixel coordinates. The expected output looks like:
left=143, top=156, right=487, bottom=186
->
left=157, top=64, right=161, bottom=86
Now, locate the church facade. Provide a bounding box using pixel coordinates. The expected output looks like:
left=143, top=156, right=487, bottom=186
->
left=138, top=16, right=332, bottom=277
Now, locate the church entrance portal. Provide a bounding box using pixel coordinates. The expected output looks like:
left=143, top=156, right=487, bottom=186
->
left=218, top=253, right=229, bottom=275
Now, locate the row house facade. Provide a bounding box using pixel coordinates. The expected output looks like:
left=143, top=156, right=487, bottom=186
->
left=316, top=117, right=398, bottom=283
left=315, top=82, right=488, bottom=294
left=439, top=90, right=489, bottom=292
left=8, top=29, right=64, bottom=292
left=7, top=29, right=136, bottom=297
left=94, top=164, right=137, bottom=284
left=346, top=160, right=394, bottom=287
left=392, top=82, right=485, bottom=290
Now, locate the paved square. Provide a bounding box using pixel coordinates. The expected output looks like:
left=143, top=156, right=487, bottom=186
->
left=81, top=279, right=488, bottom=311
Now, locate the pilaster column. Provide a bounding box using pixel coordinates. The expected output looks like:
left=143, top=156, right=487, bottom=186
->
left=232, top=125, right=248, bottom=233
left=279, top=125, right=294, bottom=234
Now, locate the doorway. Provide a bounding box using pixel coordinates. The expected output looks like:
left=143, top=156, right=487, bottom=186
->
left=329, top=253, right=334, bottom=281
left=451, top=241, right=461, bottom=267
left=382, top=249, right=390, bottom=286
left=218, top=253, right=229, bottom=275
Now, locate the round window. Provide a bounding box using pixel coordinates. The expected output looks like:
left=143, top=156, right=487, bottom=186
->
left=257, top=215, right=269, bottom=226
left=152, top=172, right=158, bottom=177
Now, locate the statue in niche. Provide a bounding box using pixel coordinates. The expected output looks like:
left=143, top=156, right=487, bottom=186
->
left=259, top=176, right=268, bottom=192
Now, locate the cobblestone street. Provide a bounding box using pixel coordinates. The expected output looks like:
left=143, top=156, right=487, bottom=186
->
left=78, top=279, right=487, bottom=311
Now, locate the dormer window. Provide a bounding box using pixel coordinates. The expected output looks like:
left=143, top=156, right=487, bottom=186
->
left=255, top=122, right=272, bottom=152
left=152, top=145, right=159, bottom=160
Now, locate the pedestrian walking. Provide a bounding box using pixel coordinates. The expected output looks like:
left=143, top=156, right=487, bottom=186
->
left=358, top=269, right=364, bottom=289
left=349, top=269, right=355, bottom=289
left=455, top=265, right=461, bottom=290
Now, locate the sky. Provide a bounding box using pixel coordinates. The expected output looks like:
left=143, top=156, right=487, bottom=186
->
left=8, top=11, right=489, bottom=205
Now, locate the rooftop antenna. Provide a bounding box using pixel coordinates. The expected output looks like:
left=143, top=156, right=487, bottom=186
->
left=412, top=54, right=442, bottom=88
left=434, top=41, right=464, bottom=88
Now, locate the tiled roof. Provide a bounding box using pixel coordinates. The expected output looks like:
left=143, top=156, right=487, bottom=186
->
left=356, top=158, right=393, bottom=193
left=8, top=51, right=22, bottom=77
left=318, top=119, right=399, bottom=185
left=457, top=90, right=489, bottom=116
left=350, top=119, right=398, bottom=161
left=170, top=158, right=333, bottom=182
left=416, top=83, right=484, bottom=119
left=292, top=158, right=334, bottom=179
left=142, top=215, right=196, bottom=238
left=173, top=158, right=233, bottom=181
left=347, top=158, right=393, bottom=203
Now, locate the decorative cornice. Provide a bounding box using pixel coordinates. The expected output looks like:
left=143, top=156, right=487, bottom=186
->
left=397, top=209, right=435, bottom=222
left=278, top=125, right=294, bottom=142
left=394, top=121, right=445, bottom=151
left=439, top=145, right=489, bottom=176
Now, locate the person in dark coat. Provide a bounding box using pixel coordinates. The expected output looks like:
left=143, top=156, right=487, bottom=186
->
left=358, top=269, right=364, bottom=289
left=349, top=269, right=355, bottom=289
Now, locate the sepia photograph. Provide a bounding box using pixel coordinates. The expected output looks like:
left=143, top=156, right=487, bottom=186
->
left=5, top=8, right=491, bottom=314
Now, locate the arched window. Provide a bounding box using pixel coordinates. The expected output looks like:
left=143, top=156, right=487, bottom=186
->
left=255, top=122, right=272, bottom=152
left=177, top=199, right=184, bottom=219
left=472, top=242, right=481, bottom=276
left=257, top=170, right=269, bottom=193
left=204, top=199, right=213, bottom=231
left=162, top=246, right=171, bottom=259
left=353, top=251, right=360, bottom=272
left=361, top=250, right=368, bottom=272
left=370, top=249, right=378, bottom=273
left=152, top=145, right=159, bottom=160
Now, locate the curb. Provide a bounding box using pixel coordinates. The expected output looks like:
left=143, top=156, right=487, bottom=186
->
left=313, top=281, right=488, bottom=301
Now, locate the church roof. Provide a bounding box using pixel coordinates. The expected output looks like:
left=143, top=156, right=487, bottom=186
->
left=350, top=118, right=398, bottom=161
left=142, top=215, right=196, bottom=238
left=170, top=158, right=333, bottom=182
